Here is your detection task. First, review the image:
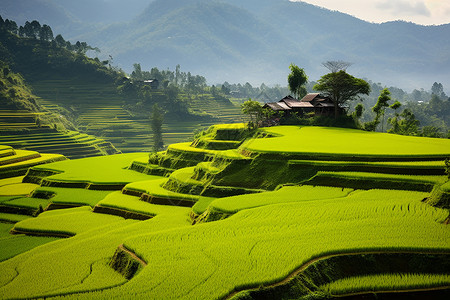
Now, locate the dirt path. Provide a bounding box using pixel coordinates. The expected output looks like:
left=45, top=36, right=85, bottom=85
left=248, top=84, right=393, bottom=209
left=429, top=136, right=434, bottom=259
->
left=225, top=250, right=450, bottom=299
left=118, top=243, right=147, bottom=267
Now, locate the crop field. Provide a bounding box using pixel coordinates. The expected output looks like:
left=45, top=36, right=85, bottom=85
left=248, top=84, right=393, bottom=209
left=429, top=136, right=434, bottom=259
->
left=242, top=126, right=450, bottom=159
left=31, top=79, right=244, bottom=153
left=0, top=125, right=449, bottom=299
left=0, top=145, right=66, bottom=179
left=0, top=129, right=120, bottom=160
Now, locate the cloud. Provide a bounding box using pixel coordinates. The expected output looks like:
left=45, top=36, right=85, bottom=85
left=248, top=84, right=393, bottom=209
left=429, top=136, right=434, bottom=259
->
left=376, top=0, right=431, bottom=17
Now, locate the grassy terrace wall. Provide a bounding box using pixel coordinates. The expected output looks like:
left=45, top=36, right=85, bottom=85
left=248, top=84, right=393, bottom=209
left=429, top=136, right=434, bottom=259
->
left=0, top=145, right=66, bottom=179
left=32, top=79, right=244, bottom=153
left=0, top=125, right=449, bottom=299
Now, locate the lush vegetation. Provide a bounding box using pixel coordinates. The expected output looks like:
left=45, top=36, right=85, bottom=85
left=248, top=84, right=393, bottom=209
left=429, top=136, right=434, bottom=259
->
left=0, top=11, right=449, bottom=300
left=0, top=125, right=449, bottom=299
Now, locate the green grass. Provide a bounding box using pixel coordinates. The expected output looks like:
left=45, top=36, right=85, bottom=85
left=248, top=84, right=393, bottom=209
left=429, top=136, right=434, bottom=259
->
left=0, top=212, right=31, bottom=223
left=97, top=191, right=192, bottom=217
left=322, top=273, right=450, bottom=295
left=0, top=183, right=39, bottom=196
left=307, top=172, right=446, bottom=192
left=241, top=126, right=450, bottom=158
left=0, top=204, right=190, bottom=299
left=98, top=189, right=447, bottom=300
left=31, top=186, right=113, bottom=207
left=204, top=185, right=354, bottom=214
left=1, top=197, right=50, bottom=213
left=1, top=125, right=449, bottom=299
left=124, top=179, right=199, bottom=202
left=26, top=153, right=161, bottom=186
left=12, top=206, right=133, bottom=236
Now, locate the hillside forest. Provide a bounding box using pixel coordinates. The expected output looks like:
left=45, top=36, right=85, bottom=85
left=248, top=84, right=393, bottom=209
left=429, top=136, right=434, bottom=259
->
left=0, top=16, right=449, bottom=150
left=0, top=8, right=450, bottom=300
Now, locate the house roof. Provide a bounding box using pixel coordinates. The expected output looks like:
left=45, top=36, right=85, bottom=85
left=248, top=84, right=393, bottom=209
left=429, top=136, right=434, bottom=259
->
left=263, top=102, right=291, bottom=111
left=300, top=93, right=320, bottom=102
left=281, top=98, right=314, bottom=108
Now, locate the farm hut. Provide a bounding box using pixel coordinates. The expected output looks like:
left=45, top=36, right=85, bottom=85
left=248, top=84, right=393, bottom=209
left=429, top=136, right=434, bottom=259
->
left=299, top=93, right=343, bottom=116
left=143, top=79, right=159, bottom=89
left=263, top=95, right=314, bottom=116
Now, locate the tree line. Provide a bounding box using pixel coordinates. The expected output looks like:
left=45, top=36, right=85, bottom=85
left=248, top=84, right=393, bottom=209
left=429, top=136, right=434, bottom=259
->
left=242, top=61, right=449, bottom=138
left=0, top=15, right=98, bottom=55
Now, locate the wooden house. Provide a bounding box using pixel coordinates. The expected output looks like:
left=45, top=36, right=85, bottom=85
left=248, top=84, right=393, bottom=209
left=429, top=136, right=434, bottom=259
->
left=263, top=94, right=342, bottom=117
left=263, top=95, right=314, bottom=115
left=299, top=93, right=337, bottom=116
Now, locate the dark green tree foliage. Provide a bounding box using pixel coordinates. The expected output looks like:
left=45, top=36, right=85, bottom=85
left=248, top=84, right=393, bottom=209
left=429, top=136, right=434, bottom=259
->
left=445, top=158, right=450, bottom=179
left=431, top=82, right=446, bottom=99
left=366, top=88, right=391, bottom=131
left=241, top=99, right=263, bottom=127
left=313, top=70, right=370, bottom=118
left=388, top=108, right=419, bottom=136
left=352, top=103, right=364, bottom=120
left=390, top=100, right=402, bottom=111
left=287, top=63, right=308, bottom=99
left=151, top=103, right=164, bottom=152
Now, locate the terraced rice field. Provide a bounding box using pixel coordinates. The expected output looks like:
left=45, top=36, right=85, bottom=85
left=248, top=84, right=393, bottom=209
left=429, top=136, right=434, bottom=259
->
left=0, top=125, right=449, bottom=299
left=31, top=79, right=244, bottom=153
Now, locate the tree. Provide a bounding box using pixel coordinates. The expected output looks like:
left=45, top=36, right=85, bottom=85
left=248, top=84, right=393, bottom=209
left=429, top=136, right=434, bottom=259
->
left=372, top=88, right=392, bottom=131
left=39, top=24, right=53, bottom=41
left=313, top=70, right=370, bottom=118
left=387, top=108, right=419, bottom=136
left=241, top=99, right=264, bottom=126
left=322, top=60, right=352, bottom=73
left=287, top=64, right=308, bottom=99
left=431, top=82, right=446, bottom=99
left=54, top=34, right=66, bottom=47
left=352, top=103, right=364, bottom=120
left=390, top=101, right=402, bottom=111
left=150, top=104, right=164, bottom=152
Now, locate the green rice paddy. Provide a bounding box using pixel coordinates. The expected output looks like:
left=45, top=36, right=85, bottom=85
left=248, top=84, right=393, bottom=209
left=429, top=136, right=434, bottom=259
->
left=242, top=126, right=450, bottom=158
left=0, top=125, right=449, bottom=299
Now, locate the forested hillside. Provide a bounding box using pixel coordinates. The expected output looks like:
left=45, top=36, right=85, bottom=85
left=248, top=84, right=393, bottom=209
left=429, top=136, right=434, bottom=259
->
left=2, top=0, right=448, bottom=91
left=0, top=17, right=243, bottom=152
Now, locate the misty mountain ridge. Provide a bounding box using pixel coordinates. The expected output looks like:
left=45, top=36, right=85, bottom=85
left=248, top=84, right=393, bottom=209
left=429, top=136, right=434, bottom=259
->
left=1, top=0, right=449, bottom=91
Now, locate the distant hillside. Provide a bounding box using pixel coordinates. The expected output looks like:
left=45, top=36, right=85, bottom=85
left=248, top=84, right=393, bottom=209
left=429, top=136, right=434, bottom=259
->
left=3, top=0, right=449, bottom=90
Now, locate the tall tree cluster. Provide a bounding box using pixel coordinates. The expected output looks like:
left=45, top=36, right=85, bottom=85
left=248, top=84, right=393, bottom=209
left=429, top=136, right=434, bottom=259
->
left=0, top=15, right=97, bottom=54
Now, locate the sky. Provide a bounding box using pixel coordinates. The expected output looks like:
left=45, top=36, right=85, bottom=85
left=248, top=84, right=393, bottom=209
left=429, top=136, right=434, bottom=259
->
left=291, top=0, right=450, bottom=25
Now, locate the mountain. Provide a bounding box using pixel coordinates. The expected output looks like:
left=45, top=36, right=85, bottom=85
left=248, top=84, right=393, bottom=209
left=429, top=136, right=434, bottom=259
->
left=2, top=0, right=449, bottom=91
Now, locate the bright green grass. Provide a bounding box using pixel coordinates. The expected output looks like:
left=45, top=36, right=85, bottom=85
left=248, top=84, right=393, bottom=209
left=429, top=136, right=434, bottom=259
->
left=0, top=212, right=31, bottom=223
left=124, top=179, right=199, bottom=202
left=0, top=205, right=190, bottom=299
left=441, top=181, right=450, bottom=192
left=0, top=234, right=59, bottom=262
left=0, top=149, right=39, bottom=163
left=32, top=186, right=113, bottom=207
left=0, top=223, right=59, bottom=263
left=97, top=191, right=192, bottom=217
left=206, top=185, right=354, bottom=214
left=191, top=197, right=217, bottom=215
left=0, top=176, right=24, bottom=186
left=96, top=189, right=447, bottom=300
left=289, top=159, right=446, bottom=168
left=0, top=222, right=13, bottom=237
left=30, top=153, right=161, bottom=185
left=242, top=126, right=450, bottom=157
left=12, top=206, right=132, bottom=236
left=0, top=189, right=448, bottom=299
left=0, top=196, right=20, bottom=204
left=0, top=183, right=39, bottom=196
left=316, top=172, right=447, bottom=184
left=3, top=197, right=50, bottom=210
left=321, top=273, right=450, bottom=295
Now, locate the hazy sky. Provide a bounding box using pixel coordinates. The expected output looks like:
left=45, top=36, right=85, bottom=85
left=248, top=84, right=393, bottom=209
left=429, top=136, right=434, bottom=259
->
left=291, top=0, right=450, bottom=25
